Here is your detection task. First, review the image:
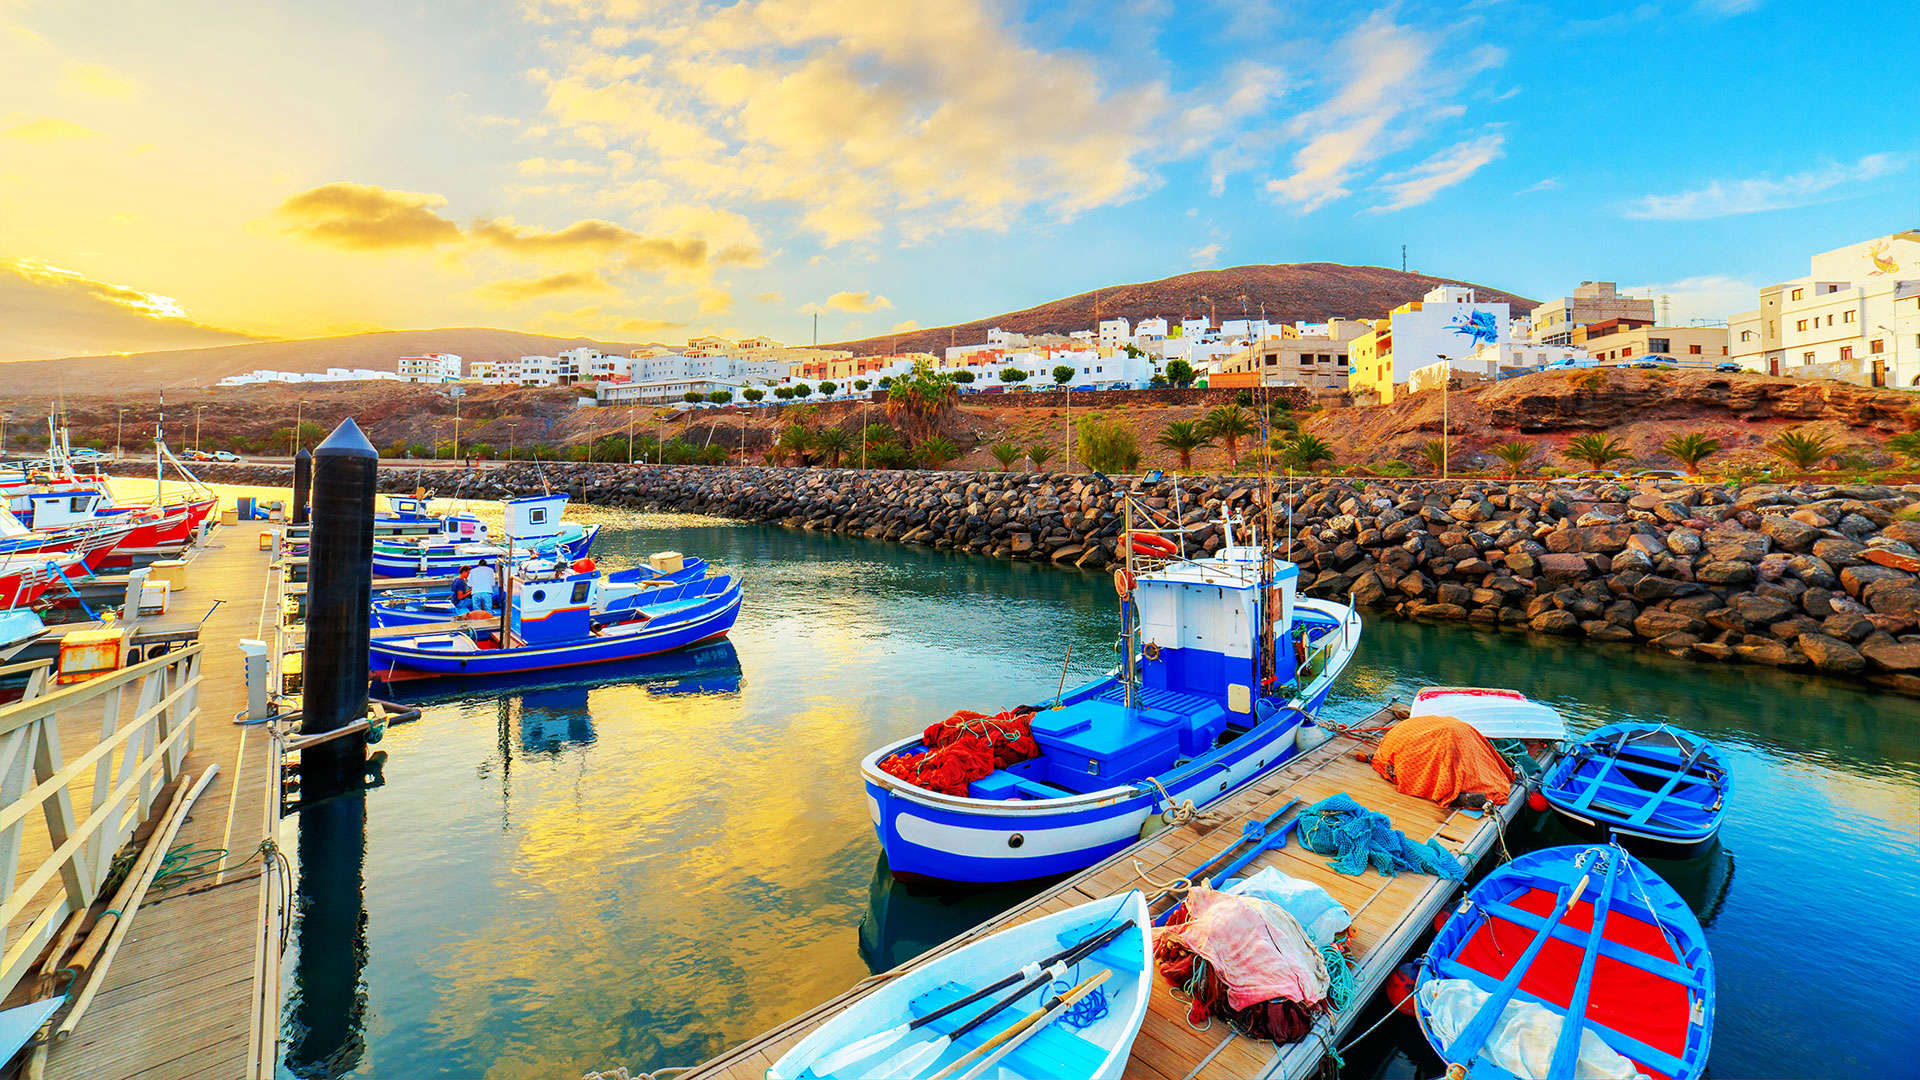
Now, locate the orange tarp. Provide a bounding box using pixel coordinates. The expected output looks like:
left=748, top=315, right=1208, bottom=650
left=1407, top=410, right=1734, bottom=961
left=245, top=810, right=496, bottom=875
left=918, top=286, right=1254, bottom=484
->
left=1370, top=713, right=1515, bottom=807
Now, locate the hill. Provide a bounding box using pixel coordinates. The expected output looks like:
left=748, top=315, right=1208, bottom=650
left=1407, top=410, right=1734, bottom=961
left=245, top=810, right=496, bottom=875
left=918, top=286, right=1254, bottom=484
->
left=0, top=328, right=665, bottom=394
left=826, top=263, right=1537, bottom=355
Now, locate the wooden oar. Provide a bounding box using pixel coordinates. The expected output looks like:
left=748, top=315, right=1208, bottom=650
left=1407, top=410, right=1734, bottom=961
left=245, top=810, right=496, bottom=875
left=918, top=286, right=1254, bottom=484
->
left=933, top=970, right=1112, bottom=1080
left=1443, top=866, right=1599, bottom=1070
left=818, top=921, right=1129, bottom=1078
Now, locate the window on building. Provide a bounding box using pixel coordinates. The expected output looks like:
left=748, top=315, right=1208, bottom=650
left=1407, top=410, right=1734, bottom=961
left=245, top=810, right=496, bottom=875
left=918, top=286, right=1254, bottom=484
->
left=1803, top=352, right=1816, bottom=365
left=1844, top=310, right=1855, bottom=323
left=1622, top=346, right=1633, bottom=357
left=1796, top=319, right=1808, bottom=331
left=1791, top=288, right=1804, bottom=300
left=1740, top=330, right=1754, bottom=342
left=1871, top=339, right=1886, bottom=354
left=1689, top=344, right=1703, bottom=354
left=1841, top=346, right=1854, bottom=361
left=1648, top=338, right=1669, bottom=353
left=1827, top=314, right=1835, bottom=326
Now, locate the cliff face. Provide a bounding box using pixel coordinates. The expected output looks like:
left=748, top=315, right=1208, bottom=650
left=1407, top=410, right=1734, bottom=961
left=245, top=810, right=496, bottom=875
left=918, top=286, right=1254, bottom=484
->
left=1310, top=368, right=1920, bottom=466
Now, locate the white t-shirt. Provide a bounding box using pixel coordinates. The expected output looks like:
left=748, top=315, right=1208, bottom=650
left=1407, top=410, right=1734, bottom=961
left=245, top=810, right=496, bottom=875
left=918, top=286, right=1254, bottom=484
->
left=468, top=564, right=497, bottom=595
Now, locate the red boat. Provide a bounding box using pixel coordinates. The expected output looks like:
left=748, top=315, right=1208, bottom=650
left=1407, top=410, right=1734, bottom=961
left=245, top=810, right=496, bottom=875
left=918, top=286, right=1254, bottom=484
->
left=0, top=549, right=87, bottom=610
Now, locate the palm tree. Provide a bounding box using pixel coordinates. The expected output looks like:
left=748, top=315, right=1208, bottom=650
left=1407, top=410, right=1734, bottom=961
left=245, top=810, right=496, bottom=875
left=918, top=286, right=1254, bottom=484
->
left=989, top=441, right=1023, bottom=470
left=915, top=436, right=960, bottom=469
left=1417, top=439, right=1448, bottom=475
left=1767, top=429, right=1835, bottom=471
left=774, top=423, right=814, bottom=465
left=1562, top=433, right=1631, bottom=470
left=812, top=425, right=852, bottom=467
left=1489, top=440, right=1537, bottom=477
left=1154, top=420, right=1211, bottom=470
left=885, top=358, right=959, bottom=442
left=1027, top=443, right=1056, bottom=469
left=1660, top=433, right=1721, bottom=473
left=1276, top=433, right=1335, bottom=471
left=1200, top=404, right=1257, bottom=468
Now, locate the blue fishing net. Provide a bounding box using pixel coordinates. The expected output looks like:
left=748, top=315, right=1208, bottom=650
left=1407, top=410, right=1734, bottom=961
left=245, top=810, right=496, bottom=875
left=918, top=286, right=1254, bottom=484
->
left=1295, top=793, right=1464, bottom=880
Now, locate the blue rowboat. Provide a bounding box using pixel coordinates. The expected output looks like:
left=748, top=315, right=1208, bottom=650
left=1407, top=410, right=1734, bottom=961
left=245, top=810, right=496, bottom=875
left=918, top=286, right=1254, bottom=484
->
left=1416, top=843, right=1714, bottom=1080
left=368, top=558, right=710, bottom=629
left=368, top=572, right=741, bottom=678
left=862, top=513, right=1361, bottom=885
left=768, top=891, right=1152, bottom=1080
left=1540, top=724, right=1729, bottom=857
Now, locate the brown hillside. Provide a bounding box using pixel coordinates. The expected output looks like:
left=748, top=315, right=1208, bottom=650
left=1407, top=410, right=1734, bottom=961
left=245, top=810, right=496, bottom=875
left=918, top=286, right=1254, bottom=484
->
left=0, top=328, right=666, bottom=394
left=827, top=263, right=1536, bottom=356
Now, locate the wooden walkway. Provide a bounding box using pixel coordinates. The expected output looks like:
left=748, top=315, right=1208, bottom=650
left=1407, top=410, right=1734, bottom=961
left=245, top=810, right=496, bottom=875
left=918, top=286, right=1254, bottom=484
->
left=43, top=525, right=285, bottom=1080
left=683, top=717, right=1541, bottom=1080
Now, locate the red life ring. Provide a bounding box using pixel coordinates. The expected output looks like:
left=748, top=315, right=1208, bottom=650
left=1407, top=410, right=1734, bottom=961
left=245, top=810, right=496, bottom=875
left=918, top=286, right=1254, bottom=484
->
left=1129, top=532, right=1178, bottom=557
left=1112, top=568, right=1135, bottom=597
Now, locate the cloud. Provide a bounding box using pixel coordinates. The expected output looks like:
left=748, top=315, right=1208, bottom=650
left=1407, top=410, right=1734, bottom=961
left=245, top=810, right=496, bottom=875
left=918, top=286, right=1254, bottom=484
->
left=802, top=290, right=892, bottom=314
left=272, top=182, right=463, bottom=249
left=59, top=60, right=139, bottom=101
left=516, top=157, right=606, bottom=176
left=1266, top=14, right=1503, bottom=212
left=1693, top=0, right=1760, bottom=14
left=889, top=319, right=919, bottom=332
left=1515, top=176, right=1559, bottom=194
left=1368, top=133, right=1505, bottom=212
left=756, top=290, right=784, bottom=304
left=474, top=270, right=616, bottom=303
left=2, top=117, right=100, bottom=142
left=1625, top=152, right=1914, bottom=220
left=1189, top=242, right=1223, bottom=267
left=0, top=257, right=260, bottom=362
left=527, top=304, right=686, bottom=340
left=695, top=286, right=732, bottom=315
left=1621, top=274, right=1764, bottom=324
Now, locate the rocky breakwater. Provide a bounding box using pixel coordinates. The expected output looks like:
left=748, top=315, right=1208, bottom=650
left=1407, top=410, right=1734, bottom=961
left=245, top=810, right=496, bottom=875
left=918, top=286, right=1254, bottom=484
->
left=147, top=460, right=1920, bottom=694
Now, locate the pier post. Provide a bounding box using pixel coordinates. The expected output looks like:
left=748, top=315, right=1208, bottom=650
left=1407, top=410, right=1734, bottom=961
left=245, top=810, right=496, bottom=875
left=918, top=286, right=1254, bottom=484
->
left=300, top=419, right=375, bottom=799
left=292, top=445, right=312, bottom=526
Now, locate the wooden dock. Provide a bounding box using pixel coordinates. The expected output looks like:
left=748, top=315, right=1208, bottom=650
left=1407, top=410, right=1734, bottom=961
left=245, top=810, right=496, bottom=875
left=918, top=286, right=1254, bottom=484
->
left=681, top=717, right=1538, bottom=1080
left=30, top=526, right=286, bottom=1079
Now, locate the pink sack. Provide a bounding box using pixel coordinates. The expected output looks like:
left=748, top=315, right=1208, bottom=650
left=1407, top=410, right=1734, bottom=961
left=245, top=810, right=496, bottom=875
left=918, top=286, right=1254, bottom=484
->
left=1158, top=886, right=1329, bottom=1010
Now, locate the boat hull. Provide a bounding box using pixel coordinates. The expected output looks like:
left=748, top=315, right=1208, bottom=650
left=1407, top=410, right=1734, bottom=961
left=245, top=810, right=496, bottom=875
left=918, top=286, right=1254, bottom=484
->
left=370, top=524, right=600, bottom=577
left=863, top=600, right=1361, bottom=885
left=1540, top=723, right=1729, bottom=856
left=1543, top=805, right=1717, bottom=860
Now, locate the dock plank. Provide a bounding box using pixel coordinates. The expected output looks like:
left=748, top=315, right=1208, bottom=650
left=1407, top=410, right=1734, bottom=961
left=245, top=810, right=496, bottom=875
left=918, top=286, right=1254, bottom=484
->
left=674, top=713, right=1549, bottom=1080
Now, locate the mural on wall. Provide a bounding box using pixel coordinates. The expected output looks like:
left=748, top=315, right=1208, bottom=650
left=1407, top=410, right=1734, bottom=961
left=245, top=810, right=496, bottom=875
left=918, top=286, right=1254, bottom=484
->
left=1448, top=309, right=1501, bottom=348
left=1867, top=239, right=1901, bottom=276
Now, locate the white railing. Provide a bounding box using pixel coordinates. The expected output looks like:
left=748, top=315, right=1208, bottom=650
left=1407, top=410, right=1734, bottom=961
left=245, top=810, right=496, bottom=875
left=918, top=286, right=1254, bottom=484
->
left=0, top=644, right=202, bottom=1002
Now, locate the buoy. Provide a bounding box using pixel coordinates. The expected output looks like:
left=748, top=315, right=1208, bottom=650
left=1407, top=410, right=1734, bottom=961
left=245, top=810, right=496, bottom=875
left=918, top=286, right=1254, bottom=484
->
left=1387, top=962, right=1421, bottom=1015
left=1527, top=789, right=1549, bottom=812
left=572, top=557, right=597, bottom=574
left=1129, top=532, right=1177, bottom=557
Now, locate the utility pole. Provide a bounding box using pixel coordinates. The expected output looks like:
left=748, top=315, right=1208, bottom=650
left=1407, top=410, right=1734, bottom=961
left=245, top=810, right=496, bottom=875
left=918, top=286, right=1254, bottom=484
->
left=1436, top=353, right=1449, bottom=480
left=1401, top=244, right=1407, bottom=273
left=294, top=399, right=303, bottom=457
left=627, top=405, right=635, bottom=464
left=812, top=312, right=818, bottom=346
left=194, top=405, right=204, bottom=453
left=116, top=408, right=124, bottom=459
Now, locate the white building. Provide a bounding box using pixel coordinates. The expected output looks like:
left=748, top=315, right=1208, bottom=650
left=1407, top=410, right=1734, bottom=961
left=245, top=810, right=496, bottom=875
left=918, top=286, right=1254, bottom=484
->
left=216, top=367, right=399, bottom=386
left=1097, top=318, right=1130, bottom=349
left=1408, top=342, right=1588, bottom=391
left=397, top=353, right=462, bottom=383
left=1729, top=230, right=1920, bottom=386
left=597, top=377, right=746, bottom=404
left=1180, top=316, right=1210, bottom=339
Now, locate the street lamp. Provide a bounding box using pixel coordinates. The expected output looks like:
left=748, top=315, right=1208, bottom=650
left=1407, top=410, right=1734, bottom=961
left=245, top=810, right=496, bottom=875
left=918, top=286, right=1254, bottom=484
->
left=116, top=408, right=125, bottom=459
left=1876, top=325, right=1902, bottom=388
left=449, top=386, right=464, bottom=461
left=293, top=400, right=305, bottom=457
left=1435, top=353, right=1450, bottom=480
left=627, top=405, right=636, bottom=465
left=194, top=405, right=205, bottom=453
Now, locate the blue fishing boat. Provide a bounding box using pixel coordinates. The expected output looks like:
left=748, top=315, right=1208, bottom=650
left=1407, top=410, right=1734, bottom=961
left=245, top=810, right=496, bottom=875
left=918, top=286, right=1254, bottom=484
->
left=1416, top=843, right=1714, bottom=1080
left=368, top=570, right=741, bottom=678
left=1540, top=724, right=1729, bottom=857
left=370, top=493, right=600, bottom=578
left=861, top=506, right=1361, bottom=885
left=374, top=494, right=489, bottom=540
left=368, top=558, right=710, bottom=629
left=769, top=891, right=1152, bottom=1080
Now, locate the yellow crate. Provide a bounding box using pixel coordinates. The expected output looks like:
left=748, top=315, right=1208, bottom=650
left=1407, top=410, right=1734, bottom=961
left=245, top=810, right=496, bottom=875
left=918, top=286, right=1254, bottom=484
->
left=258, top=530, right=275, bottom=551
left=649, top=550, right=684, bottom=574
left=147, top=558, right=188, bottom=591
left=57, top=628, right=125, bottom=685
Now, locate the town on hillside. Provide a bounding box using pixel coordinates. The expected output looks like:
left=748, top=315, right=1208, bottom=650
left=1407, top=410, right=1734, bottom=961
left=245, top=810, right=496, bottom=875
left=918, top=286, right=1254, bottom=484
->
left=212, top=229, right=1920, bottom=411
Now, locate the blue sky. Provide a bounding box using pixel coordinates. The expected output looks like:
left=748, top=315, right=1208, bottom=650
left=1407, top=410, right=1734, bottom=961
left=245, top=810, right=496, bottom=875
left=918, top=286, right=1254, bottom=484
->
left=1, top=0, right=1915, bottom=359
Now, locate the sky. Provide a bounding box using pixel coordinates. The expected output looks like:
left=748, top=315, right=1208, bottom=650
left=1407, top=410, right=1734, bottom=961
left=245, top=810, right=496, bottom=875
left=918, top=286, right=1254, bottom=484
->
left=2, top=0, right=1916, bottom=362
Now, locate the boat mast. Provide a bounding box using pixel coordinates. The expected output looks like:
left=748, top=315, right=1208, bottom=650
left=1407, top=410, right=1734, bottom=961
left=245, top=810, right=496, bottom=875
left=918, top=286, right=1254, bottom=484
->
left=155, top=391, right=164, bottom=503
left=1122, top=493, right=1136, bottom=710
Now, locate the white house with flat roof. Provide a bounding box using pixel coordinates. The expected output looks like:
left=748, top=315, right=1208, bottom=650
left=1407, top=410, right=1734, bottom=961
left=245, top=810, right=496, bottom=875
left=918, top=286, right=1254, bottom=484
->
left=1729, top=230, right=1920, bottom=386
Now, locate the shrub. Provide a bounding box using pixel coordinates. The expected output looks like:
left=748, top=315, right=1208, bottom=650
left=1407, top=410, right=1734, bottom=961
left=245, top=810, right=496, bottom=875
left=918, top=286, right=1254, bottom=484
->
left=1027, top=442, right=1056, bottom=469
left=1164, top=358, right=1197, bottom=387
left=989, top=441, right=1023, bottom=469
left=1275, top=432, right=1335, bottom=471
left=1417, top=439, right=1449, bottom=474
left=1887, top=431, right=1920, bottom=462
left=1767, top=429, right=1835, bottom=471
left=1370, top=458, right=1412, bottom=477
left=1233, top=389, right=1253, bottom=407
left=1053, top=365, right=1075, bottom=385
left=1078, top=417, right=1141, bottom=473
left=866, top=441, right=911, bottom=469
left=915, top=436, right=960, bottom=468
left=999, top=368, right=1028, bottom=384
left=742, top=388, right=765, bottom=402
left=1576, top=370, right=1608, bottom=391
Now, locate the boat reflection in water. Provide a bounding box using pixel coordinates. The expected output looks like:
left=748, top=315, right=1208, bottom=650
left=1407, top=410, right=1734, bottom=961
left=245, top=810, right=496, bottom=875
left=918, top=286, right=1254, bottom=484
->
left=856, top=854, right=1063, bottom=974
left=374, top=639, right=744, bottom=706
left=1527, top=811, right=1735, bottom=927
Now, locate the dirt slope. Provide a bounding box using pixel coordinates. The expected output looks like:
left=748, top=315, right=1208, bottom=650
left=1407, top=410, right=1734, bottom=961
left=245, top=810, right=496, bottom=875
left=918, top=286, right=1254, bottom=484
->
left=827, top=263, right=1536, bottom=356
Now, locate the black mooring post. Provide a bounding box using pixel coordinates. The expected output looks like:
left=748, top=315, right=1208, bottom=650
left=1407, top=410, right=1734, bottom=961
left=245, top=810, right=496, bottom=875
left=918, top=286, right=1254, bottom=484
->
left=285, top=789, right=368, bottom=1078
left=292, top=446, right=312, bottom=525
left=301, top=419, right=376, bottom=799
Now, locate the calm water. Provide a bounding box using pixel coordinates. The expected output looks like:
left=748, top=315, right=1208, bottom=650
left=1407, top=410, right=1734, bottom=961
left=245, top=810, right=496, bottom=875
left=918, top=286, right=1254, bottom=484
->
left=274, top=506, right=1920, bottom=1080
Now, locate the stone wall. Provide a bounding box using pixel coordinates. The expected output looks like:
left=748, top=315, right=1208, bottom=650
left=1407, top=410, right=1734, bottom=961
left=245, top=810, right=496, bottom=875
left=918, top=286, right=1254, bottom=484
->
left=132, top=460, right=1920, bottom=694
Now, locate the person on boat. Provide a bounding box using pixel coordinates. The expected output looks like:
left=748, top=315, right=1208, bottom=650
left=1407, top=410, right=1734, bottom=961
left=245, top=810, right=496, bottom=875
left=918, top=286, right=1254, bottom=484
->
left=468, top=561, right=498, bottom=612
left=450, top=567, right=476, bottom=614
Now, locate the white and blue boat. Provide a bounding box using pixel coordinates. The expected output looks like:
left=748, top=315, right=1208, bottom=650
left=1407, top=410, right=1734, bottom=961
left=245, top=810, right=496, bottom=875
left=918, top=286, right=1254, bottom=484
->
left=861, top=510, right=1361, bottom=885
left=370, top=493, right=600, bottom=578
left=1540, top=724, right=1730, bottom=857
left=374, top=494, right=489, bottom=540
left=769, top=891, right=1152, bottom=1080
left=1417, top=843, right=1714, bottom=1080
left=368, top=569, right=742, bottom=679
left=368, top=558, right=711, bottom=629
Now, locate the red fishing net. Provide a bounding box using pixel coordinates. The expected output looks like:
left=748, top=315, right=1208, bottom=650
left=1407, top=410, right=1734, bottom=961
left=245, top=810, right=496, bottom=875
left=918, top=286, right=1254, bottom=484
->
left=877, top=707, right=1041, bottom=796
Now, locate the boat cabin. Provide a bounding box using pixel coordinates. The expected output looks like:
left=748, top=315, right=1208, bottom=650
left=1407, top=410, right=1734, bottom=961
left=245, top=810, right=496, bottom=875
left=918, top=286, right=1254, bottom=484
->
left=509, top=571, right=597, bottom=644
left=22, top=490, right=110, bottom=530
left=503, top=493, right=570, bottom=543
left=383, top=496, right=487, bottom=540
left=974, top=547, right=1302, bottom=798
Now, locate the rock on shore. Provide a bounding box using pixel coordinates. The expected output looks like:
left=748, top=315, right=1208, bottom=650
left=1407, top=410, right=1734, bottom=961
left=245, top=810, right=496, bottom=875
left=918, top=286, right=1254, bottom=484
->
left=150, top=461, right=1920, bottom=696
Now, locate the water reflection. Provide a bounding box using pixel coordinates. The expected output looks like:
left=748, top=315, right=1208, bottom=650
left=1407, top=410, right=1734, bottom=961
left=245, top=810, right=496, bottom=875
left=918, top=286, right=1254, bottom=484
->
left=856, top=855, right=1060, bottom=974
left=283, top=792, right=370, bottom=1080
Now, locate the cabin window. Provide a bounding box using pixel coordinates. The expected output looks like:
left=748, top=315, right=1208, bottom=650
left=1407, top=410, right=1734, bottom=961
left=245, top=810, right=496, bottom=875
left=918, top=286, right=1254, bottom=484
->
left=529, top=507, right=547, bottom=523
left=571, top=581, right=590, bottom=603
left=70, top=496, right=89, bottom=512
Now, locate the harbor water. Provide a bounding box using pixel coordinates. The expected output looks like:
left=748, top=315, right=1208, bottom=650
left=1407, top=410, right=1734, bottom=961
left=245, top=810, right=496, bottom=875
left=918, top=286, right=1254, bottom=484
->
left=271, top=504, right=1920, bottom=1080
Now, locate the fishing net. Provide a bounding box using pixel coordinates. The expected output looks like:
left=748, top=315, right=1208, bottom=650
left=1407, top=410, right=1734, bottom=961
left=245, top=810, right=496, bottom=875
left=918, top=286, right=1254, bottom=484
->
left=1296, top=793, right=1464, bottom=880
left=1154, top=886, right=1334, bottom=1043
left=876, top=707, right=1040, bottom=796
left=1369, top=713, right=1516, bottom=808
